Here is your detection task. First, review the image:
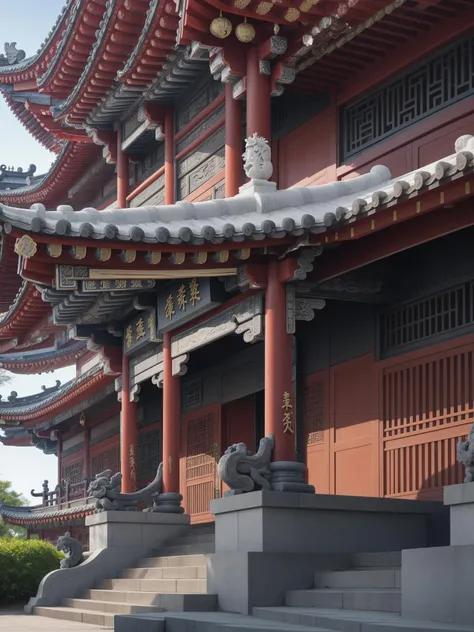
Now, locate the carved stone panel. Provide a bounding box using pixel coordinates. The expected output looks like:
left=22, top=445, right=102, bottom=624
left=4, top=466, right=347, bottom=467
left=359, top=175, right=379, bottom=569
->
left=178, top=127, right=225, bottom=200
left=176, top=79, right=223, bottom=132
left=176, top=104, right=225, bottom=155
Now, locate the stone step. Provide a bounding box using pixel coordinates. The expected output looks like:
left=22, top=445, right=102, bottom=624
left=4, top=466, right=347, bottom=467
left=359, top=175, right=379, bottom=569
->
left=167, top=533, right=215, bottom=546
left=137, top=554, right=208, bottom=568
left=154, top=542, right=215, bottom=556
left=86, top=589, right=217, bottom=611
left=100, top=577, right=208, bottom=594
left=115, top=611, right=331, bottom=632
left=253, top=607, right=474, bottom=632
left=63, top=598, right=163, bottom=615
left=285, top=588, right=401, bottom=613
left=350, top=552, right=401, bottom=569
left=314, top=569, right=401, bottom=589
left=123, top=565, right=206, bottom=580
left=34, top=605, right=115, bottom=627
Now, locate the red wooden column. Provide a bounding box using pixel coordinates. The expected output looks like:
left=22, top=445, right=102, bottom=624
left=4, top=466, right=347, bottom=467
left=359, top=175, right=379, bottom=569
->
left=83, top=426, right=90, bottom=483
left=57, top=433, right=62, bottom=488
left=265, top=259, right=296, bottom=462
left=225, top=82, right=242, bottom=197
left=117, top=125, right=129, bottom=208
left=164, top=108, right=175, bottom=205
left=246, top=45, right=271, bottom=141
left=162, top=332, right=181, bottom=496
left=121, top=352, right=138, bottom=492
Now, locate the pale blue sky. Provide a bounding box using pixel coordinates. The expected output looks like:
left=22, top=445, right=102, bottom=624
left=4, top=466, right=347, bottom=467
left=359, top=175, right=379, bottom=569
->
left=0, top=0, right=66, bottom=174
left=0, top=0, right=77, bottom=500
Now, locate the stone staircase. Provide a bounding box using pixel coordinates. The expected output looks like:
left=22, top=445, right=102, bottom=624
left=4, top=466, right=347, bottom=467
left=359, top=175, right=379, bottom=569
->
left=33, top=523, right=217, bottom=627
left=115, top=551, right=474, bottom=632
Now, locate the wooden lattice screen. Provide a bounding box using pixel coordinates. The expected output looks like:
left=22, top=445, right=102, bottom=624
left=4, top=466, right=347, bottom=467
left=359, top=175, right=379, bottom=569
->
left=382, top=342, right=473, bottom=499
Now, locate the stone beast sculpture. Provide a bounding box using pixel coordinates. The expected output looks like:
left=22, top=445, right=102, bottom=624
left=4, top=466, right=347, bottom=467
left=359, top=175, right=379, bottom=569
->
left=457, top=423, right=474, bottom=483
left=57, top=532, right=83, bottom=569
left=242, top=133, right=273, bottom=181
left=87, top=463, right=163, bottom=512
left=218, top=434, right=274, bottom=495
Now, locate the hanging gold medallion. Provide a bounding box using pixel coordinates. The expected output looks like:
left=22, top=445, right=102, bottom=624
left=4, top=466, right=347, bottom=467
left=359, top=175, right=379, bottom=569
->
left=210, top=12, right=233, bottom=39
left=236, top=18, right=256, bottom=43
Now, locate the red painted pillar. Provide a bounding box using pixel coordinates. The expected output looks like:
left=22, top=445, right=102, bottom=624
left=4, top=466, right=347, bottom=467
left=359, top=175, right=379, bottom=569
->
left=57, top=433, right=62, bottom=488
left=265, top=260, right=296, bottom=462
left=117, top=125, right=129, bottom=208
left=165, top=108, right=175, bottom=205
left=121, top=352, right=137, bottom=492
left=225, top=82, right=242, bottom=197
left=246, top=45, right=271, bottom=141
left=83, top=426, right=90, bottom=483
left=162, top=332, right=181, bottom=494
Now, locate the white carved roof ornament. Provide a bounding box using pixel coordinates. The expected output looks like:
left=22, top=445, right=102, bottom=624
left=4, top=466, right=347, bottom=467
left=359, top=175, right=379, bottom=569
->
left=0, top=135, right=473, bottom=246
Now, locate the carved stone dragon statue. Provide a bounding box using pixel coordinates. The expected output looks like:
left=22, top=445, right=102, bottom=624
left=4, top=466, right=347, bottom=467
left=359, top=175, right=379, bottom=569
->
left=457, top=423, right=474, bottom=483
left=242, top=133, right=273, bottom=181
left=87, top=463, right=163, bottom=512
left=57, top=532, right=83, bottom=569
left=218, top=434, right=274, bottom=495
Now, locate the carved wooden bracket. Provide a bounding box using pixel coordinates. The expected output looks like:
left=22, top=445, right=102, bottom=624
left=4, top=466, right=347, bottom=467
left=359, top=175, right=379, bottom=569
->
left=85, top=128, right=117, bottom=165
left=286, top=285, right=326, bottom=334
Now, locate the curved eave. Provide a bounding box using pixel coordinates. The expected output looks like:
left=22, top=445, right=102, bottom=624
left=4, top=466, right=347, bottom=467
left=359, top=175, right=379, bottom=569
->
left=0, top=368, right=113, bottom=424
left=1, top=136, right=473, bottom=246
left=53, top=0, right=150, bottom=126
left=0, top=2, right=71, bottom=85
left=0, top=283, right=52, bottom=343
left=118, top=0, right=178, bottom=88
left=37, top=0, right=106, bottom=98
left=0, top=142, right=101, bottom=207
left=0, top=340, right=87, bottom=375
left=0, top=240, right=24, bottom=313
left=2, top=93, right=62, bottom=153
left=0, top=504, right=94, bottom=527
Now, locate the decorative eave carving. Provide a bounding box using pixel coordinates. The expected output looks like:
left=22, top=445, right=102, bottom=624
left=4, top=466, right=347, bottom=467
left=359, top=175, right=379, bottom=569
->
left=286, top=285, right=326, bottom=334
left=85, top=128, right=117, bottom=165
left=170, top=293, right=263, bottom=375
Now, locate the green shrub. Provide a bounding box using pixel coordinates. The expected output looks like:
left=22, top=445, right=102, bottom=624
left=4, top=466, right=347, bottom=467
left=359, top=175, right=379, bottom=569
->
left=0, top=538, right=62, bottom=605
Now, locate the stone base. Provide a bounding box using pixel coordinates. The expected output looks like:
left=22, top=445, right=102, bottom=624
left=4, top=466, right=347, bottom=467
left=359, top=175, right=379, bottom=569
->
left=402, top=544, right=474, bottom=625
left=209, top=491, right=448, bottom=615
left=211, top=490, right=448, bottom=555
left=269, top=461, right=315, bottom=493
left=401, top=482, right=474, bottom=625
left=238, top=178, right=277, bottom=197
left=86, top=510, right=190, bottom=551
left=148, top=492, right=185, bottom=514
left=444, top=482, right=474, bottom=545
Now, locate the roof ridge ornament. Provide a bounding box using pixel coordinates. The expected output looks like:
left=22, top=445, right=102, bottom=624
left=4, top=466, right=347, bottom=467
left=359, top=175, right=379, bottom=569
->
left=0, top=42, right=26, bottom=66
left=239, top=134, right=277, bottom=198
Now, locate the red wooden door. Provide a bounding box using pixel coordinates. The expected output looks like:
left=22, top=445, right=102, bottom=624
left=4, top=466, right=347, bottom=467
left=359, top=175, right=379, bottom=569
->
left=303, top=370, right=330, bottom=493
left=221, top=395, right=256, bottom=496
left=223, top=394, right=255, bottom=451
left=180, top=404, right=221, bottom=523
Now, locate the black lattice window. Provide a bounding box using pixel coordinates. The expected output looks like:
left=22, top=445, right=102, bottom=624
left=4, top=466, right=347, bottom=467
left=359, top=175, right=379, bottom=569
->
left=303, top=381, right=325, bottom=446
left=380, top=282, right=474, bottom=356
left=183, top=379, right=202, bottom=410
left=62, top=461, right=83, bottom=485
left=137, top=429, right=162, bottom=480
left=91, top=445, right=120, bottom=478
left=340, top=33, right=474, bottom=161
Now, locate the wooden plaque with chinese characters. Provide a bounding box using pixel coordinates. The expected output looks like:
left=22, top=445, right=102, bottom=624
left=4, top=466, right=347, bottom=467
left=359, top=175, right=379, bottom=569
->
left=124, top=308, right=161, bottom=356
left=157, top=278, right=226, bottom=334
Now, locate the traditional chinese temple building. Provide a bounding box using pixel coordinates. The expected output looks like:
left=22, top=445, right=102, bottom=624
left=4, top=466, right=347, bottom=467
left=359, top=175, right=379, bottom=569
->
left=0, top=0, right=474, bottom=548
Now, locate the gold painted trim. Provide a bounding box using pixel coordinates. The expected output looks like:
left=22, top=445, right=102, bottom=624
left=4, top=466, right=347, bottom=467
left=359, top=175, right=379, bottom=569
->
left=88, top=268, right=237, bottom=280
